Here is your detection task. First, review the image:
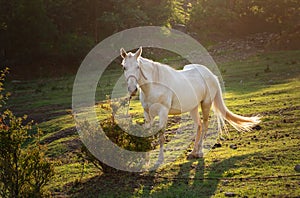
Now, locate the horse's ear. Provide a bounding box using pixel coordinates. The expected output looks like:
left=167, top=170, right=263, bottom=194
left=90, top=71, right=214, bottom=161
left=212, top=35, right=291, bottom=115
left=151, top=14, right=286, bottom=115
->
left=134, top=47, right=142, bottom=59
left=120, top=48, right=127, bottom=58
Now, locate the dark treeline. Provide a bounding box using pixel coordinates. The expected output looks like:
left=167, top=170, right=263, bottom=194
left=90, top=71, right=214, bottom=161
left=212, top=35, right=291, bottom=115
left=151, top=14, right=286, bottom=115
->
left=0, top=0, right=299, bottom=78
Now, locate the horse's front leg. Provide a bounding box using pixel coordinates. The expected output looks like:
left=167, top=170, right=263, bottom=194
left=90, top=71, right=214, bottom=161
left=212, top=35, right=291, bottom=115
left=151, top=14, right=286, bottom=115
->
left=143, top=110, right=150, bottom=129
left=143, top=110, right=154, bottom=129
left=149, top=103, right=169, bottom=165
left=157, top=108, right=168, bottom=165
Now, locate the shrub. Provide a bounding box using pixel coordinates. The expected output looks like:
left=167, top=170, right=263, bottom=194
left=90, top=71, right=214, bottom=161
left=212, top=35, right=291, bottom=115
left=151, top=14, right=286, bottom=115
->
left=0, top=68, right=54, bottom=197
left=79, top=98, right=155, bottom=173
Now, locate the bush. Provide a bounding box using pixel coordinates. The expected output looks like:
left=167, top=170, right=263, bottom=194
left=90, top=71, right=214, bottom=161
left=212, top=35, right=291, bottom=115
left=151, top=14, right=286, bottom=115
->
left=79, top=98, right=155, bottom=173
left=80, top=118, right=155, bottom=173
left=0, top=68, right=54, bottom=197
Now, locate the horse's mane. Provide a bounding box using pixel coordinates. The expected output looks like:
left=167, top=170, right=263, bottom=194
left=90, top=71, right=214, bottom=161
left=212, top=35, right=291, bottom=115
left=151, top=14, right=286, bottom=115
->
left=140, top=57, right=177, bottom=82
left=140, top=57, right=176, bottom=72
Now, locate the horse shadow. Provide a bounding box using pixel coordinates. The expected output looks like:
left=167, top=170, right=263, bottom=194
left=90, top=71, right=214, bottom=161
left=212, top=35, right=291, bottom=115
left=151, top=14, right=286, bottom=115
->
left=66, top=152, right=257, bottom=197
left=147, top=153, right=257, bottom=197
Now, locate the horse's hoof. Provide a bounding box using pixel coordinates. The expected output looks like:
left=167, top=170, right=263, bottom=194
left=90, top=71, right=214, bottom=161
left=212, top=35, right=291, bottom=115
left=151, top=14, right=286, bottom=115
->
left=153, top=160, right=163, bottom=168
left=187, top=153, right=204, bottom=160
left=187, top=153, right=197, bottom=160
left=197, top=152, right=204, bottom=158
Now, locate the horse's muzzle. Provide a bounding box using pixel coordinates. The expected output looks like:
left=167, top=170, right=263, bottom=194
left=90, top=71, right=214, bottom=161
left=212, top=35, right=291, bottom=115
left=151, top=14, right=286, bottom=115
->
left=129, top=87, right=138, bottom=96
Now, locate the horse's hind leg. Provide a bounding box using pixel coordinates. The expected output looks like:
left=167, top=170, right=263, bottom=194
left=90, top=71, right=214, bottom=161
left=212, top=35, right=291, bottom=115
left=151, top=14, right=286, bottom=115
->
left=188, top=100, right=212, bottom=159
left=199, top=100, right=212, bottom=152
left=188, top=106, right=203, bottom=158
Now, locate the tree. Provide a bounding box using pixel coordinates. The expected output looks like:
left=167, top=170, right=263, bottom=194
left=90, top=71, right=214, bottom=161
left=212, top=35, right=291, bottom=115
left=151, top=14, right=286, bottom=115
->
left=188, top=0, right=300, bottom=40
left=0, top=0, right=191, bottom=77
left=99, top=0, right=180, bottom=33
left=0, top=0, right=56, bottom=64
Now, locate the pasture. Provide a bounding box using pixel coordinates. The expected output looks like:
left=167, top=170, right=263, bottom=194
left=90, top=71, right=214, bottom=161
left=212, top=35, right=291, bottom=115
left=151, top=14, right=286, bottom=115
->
left=6, top=49, right=300, bottom=197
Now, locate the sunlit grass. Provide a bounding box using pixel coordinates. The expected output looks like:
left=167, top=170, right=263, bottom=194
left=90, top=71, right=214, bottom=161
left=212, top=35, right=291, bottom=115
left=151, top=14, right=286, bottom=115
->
left=142, top=50, right=300, bottom=197
left=6, top=50, right=300, bottom=197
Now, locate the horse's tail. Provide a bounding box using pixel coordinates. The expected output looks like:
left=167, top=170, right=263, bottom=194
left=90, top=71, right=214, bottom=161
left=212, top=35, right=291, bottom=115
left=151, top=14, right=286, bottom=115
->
left=212, top=81, right=261, bottom=133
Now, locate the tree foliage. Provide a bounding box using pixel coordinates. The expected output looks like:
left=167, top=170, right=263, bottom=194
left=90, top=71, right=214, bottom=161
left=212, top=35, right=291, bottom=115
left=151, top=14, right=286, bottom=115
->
left=0, top=0, right=299, bottom=77
left=0, top=0, right=182, bottom=75
left=188, top=0, right=300, bottom=40
left=0, top=0, right=56, bottom=63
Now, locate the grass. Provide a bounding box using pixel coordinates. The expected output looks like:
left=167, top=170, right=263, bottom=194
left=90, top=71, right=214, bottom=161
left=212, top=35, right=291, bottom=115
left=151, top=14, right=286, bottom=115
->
left=5, top=50, right=300, bottom=197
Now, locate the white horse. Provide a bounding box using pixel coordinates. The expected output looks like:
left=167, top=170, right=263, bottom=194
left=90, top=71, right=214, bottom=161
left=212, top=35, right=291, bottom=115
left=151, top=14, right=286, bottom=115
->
left=120, top=47, right=260, bottom=163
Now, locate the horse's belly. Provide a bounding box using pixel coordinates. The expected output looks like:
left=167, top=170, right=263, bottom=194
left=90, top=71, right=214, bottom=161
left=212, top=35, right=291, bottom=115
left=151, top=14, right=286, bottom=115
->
left=168, top=80, right=206, bottom=113
left=168, top=108, right=182, bottom=115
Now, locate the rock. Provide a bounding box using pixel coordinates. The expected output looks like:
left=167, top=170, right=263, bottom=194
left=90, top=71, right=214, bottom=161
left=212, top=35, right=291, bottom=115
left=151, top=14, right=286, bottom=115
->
left=222, top=180, right=229, bottom=186
left=229, top=144, right=238, bottom=150
left=252, top=125, right=262, bottom=130
left=212, top=143, right=222, bottom=149
left=11, top=80, right=22, bottom=84
left=294, top=164, right=300, bottom=172
left=264, top=65, right=271, bottom=73
left=219, top=136, right=226, bottom=141
left=225, top=192, right=236, bottom=197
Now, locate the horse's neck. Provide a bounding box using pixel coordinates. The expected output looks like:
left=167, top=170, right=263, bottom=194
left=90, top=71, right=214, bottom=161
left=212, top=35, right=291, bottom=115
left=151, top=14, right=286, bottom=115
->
left=139, top=57, right=174, bottom=94
left=138, top=57, right=157, bottom=93
left=140, top=57, right=173, bottom=81
left=139, top=57, right=155, bottom=82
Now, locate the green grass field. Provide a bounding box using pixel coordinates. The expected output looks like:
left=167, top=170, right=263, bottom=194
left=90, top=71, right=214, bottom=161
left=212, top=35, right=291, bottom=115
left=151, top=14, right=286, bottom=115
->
left=6, top=50, right=300, bottom=197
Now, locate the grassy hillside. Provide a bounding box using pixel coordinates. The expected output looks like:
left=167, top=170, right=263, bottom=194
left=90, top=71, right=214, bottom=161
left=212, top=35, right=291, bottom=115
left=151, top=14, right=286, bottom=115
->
left=6, top=50, right=300, bottom=197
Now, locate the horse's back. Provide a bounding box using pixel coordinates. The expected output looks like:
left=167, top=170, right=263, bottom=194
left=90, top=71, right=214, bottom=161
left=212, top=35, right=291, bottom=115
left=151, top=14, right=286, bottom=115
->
left=182, top=64, right=215, bottom=77
left=181, top=64, right=220, bottom=102
left=141, top=62, right=220, bottom=114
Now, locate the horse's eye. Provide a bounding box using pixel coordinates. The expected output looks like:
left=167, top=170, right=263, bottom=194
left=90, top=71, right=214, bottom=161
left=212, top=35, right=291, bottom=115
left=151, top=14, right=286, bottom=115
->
left=123, top=66, right=127, bottom=71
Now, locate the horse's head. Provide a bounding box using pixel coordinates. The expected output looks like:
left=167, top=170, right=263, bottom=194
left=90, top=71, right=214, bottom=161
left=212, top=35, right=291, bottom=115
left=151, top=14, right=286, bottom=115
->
left=120, top=47, right=143, bottom=96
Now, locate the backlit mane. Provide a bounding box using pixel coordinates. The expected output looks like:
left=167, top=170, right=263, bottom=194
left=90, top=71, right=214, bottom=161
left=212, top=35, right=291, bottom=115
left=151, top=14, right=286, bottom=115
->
left=140, top=57, right=176, bottom=71
left=139, top=57, right=177, bottom=83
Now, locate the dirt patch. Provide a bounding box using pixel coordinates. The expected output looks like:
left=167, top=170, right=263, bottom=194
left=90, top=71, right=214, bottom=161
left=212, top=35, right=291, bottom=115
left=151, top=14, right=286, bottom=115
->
left=64, top=138, right=82, bottom=151
left=64, top=172, right=154, bottom=197
left=259, top=105, right=300, bottom=116
left=41, top=127, right=77, bottom=144
left=209, top=30, right=300, bottom=64
left=209, top=32, right=279, bottom=63
left=14, top=104, right=70, bottom=124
